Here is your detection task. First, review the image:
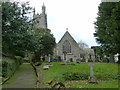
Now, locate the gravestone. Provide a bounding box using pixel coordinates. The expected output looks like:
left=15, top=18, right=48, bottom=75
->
left=43, top=65, right=49, bottom=70
left=48, top=54, right=51, bottom=63
left=114, top=53, right=119, bottom=62
left=89, top=64, right=94, bottom=77
left=40, top=56, right=43, bottom=61
left=63, top=60, right=67, bottom=63
left=88, top=63, right=97, bottom=83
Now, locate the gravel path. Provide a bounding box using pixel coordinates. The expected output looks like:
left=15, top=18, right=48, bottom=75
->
left=2, top=63, right=36, bottom=88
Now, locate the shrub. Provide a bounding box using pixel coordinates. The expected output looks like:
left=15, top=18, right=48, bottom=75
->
left=103, top=58, right=109, bottom=63
left=2, top=61, right=8, bottom=77
left=14, top=56, right=23, bottom=64
left=88, top=59, right=93, bottom=62
left=63, top=72, right=88, bottom=81
left=2, top=57, right=22, bottom=78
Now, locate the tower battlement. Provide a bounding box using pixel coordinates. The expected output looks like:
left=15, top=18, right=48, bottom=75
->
left=33, top=3, right=47, bottom=29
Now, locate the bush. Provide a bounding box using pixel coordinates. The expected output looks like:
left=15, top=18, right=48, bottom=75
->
left=63, top=72, right=88, bottom=81
left=14, top=56, right=23, bottom=64
left=103, top=58, right=109, bottom=63
left=2, top=57, right=22, bottom=78
left=88, top=59, right=93, bottom=62
left=2, top=61, right=8, bottom=77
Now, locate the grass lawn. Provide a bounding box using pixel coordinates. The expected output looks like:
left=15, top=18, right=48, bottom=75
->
left=39, top=62, right=119, bottom=88
left=66, top=80, right=118, bottom=88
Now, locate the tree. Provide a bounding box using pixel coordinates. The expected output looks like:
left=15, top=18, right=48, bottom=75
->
left=78, top=40, right=89, bottom=48
left=2, top=1, right=33, bottom=57
left=2, top=1, right=56, bottom=64
left=28, top=28, right=56, bottom=62
left=91, top=46, right=104, bottom=62
left=94, top=2, right=120, bottom=63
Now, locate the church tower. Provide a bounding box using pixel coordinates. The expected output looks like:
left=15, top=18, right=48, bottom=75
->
left=33, top=3, right=47, bottom=29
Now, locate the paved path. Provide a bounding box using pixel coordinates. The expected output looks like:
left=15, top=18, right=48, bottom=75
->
left=2, top=63, right=36, bottom=88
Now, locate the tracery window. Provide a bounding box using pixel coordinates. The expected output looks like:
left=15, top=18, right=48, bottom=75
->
left=63, top=40, right=71, bottom=53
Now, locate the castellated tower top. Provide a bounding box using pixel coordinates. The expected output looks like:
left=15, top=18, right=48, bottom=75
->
left=42, top=3, right=46, bottom=13
left=33, top=3, right=47, bottom=29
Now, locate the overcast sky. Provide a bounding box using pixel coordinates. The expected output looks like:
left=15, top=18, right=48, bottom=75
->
left=11, top=0, right=102, bottom=47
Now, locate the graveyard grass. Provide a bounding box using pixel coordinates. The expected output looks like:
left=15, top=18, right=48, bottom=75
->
left=39, top=62, right=119, bottom=88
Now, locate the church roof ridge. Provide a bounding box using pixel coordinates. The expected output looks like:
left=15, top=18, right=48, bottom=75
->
left=58, top=30, right=78, bottom=45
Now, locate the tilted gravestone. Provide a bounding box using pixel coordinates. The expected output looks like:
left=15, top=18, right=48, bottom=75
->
left=88, top=63, right=97, bottom=83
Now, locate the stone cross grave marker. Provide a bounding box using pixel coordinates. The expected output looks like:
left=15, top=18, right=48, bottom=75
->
left=88, top=63, right=97, bottom=83
left=89, top=63, right=94, bottom=77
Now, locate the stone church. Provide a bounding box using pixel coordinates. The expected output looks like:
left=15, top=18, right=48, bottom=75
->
left=54, top=30, right=81, bottom=62
left=54, top=30, right=95, bottom=62
left=33, top=4, right=95, bottom=62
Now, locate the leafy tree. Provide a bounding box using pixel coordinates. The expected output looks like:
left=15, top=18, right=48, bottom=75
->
left=94, top=2, right=120, bottom=63
left=2, top=1, right=33, bottom=57
left=2, top=1, right=56, bottom=63
left=91, top=46, right=104, bottom=62
left=29, top=28, right=56, bottom=62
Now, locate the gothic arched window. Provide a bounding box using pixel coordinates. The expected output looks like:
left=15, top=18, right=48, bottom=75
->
left=63, top=40, right=71, bottom=53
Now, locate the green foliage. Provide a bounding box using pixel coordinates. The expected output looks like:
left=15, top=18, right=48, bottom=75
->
left=94, top=2, right=120, bottom=57
left=91, top=46, right=104, bottom=61
left=2, top=1, right=33, bottom=56
left=2, top=57, right=22, bottom=79
left=2, top=2, right=56, bottom=63
left=63, top=72, right=88, bottom=80
left=31, top=28, right=56, bottom=55
left=29, top=28, right=56, bottom=62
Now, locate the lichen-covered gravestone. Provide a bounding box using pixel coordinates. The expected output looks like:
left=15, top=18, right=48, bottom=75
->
left=88, top=63, right=97, bottom=83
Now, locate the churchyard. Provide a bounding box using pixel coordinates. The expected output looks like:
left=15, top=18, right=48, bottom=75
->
left=39, top=62, right=119, bottom=88
left=1, top=1, right=120, bottom=89
left=1, top=58, right=119, bottom=89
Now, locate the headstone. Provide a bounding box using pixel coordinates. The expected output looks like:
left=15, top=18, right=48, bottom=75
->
left=40, top=56, right=43, bottom=61
left=63, top=60, right=66, bottom=63
left=89, top=64, right=94, bottom=77
left=46, top=64, right=53, bottom=67
left=43, top=65, right=49, bottom=70
left=114, top=53, right=119, bottom=62
left=48, top=54, right=51, bottom=62
left=88, top=63, right=97, bottom=83
left=45, top=55, right=48, bottom=62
